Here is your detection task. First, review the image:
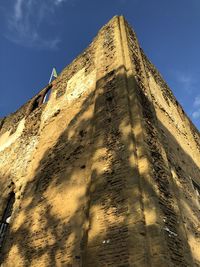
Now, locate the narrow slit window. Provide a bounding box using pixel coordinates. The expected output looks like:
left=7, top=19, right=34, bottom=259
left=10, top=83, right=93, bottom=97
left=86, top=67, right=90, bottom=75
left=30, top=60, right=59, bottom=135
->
left=0, top=192, right=15, bottom=249
left=32, top=98, right=40, bottom=110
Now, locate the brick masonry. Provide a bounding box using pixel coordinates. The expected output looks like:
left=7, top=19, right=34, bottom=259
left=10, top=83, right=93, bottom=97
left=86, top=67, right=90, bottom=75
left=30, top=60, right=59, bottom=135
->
left=0, top=16, right=199, bottom=267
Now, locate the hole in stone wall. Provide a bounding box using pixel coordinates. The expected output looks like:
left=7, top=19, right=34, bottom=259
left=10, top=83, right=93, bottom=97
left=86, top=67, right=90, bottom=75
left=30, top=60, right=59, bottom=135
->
left=106, top=96, right=113, bottom=102
left=31, top=96, right=41, bottom=112
left=79, top=130, right=85, bottom=137
left=80, top=165, right=86, bottom=169
left=27, top=85, right=53, bottom=115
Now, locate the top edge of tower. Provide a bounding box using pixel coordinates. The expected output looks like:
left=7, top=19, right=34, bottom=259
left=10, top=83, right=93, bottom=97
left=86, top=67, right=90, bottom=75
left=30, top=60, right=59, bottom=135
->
left=103, top=15, right=133, bottom=28
left=1, top=14, right=199, bottom=136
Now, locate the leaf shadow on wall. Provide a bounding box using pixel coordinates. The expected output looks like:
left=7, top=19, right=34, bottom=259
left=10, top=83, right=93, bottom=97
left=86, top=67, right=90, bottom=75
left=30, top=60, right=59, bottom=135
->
left=0, top=70, right=200, bottom=267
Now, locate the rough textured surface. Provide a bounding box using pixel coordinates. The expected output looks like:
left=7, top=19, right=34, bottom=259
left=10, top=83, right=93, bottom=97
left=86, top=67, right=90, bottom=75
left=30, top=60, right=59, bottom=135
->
left=0, top=16, right=199, bottom=267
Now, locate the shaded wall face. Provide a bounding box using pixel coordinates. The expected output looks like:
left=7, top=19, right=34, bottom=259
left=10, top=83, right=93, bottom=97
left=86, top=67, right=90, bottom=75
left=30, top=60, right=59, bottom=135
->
left=123, top=21, right=200, bottom=266
left=141, top=52, right=200, bottom=265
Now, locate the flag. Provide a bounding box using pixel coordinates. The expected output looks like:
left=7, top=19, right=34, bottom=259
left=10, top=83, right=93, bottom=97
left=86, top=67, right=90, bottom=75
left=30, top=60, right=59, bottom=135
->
left=53, top=67, right=57, bottom=78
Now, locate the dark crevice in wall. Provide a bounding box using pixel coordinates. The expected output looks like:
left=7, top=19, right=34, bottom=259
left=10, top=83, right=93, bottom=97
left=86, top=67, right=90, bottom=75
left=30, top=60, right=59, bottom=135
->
left=26, top=84, right=52, bottom=116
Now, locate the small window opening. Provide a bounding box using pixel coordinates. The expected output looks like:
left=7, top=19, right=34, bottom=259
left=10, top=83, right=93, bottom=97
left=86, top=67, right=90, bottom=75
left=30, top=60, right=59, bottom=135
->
left=192, top=180, right=200, bottom=196
left=0, top=192, right=15, bottom=249
left=43, top=88, right=52, bottom=103
left=32, top=97, right=40, bottom=110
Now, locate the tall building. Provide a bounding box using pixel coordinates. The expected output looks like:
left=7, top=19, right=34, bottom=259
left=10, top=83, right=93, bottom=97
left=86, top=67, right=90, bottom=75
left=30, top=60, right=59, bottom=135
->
left=0, top=16, right=199, bottom=267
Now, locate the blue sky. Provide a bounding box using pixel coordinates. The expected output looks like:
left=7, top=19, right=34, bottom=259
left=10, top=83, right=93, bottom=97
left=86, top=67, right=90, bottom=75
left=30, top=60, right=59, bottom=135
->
left=0, top=0, right=200, bottom=130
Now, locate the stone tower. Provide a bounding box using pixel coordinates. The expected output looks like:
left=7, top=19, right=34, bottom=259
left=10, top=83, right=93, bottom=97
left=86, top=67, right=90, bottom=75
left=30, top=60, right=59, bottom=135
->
left=0, top=16, right=199, bottom=267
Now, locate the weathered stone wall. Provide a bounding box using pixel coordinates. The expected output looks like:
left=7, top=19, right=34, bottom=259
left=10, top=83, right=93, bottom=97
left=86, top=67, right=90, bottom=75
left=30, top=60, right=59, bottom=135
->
left=0, top=19, right=98, bottom=266
left=141, top=49, right=200, bottom=266
left=0, top=15, right=199, bottom=267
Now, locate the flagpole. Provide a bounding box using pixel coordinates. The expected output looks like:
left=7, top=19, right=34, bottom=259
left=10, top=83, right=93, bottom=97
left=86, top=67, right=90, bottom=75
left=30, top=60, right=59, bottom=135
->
left=49, top=69, right=54, bottom=84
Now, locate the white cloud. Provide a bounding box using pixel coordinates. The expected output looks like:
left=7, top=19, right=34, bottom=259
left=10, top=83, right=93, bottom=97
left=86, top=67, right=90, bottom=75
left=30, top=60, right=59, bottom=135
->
left=174, top=71, right=200, bottom=123
left=192, top=95, right=200, bottom=120
left=14, top=0, right=24, bottom=20
left=194, top=95, right=200, bottom=107
left=54, top=0, right=67, bottom=5
left=175, top=71, right=194, bottom=92
left=4, top=0, right=67, bottom=49
left=192, top=110, right=200, bottom=119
